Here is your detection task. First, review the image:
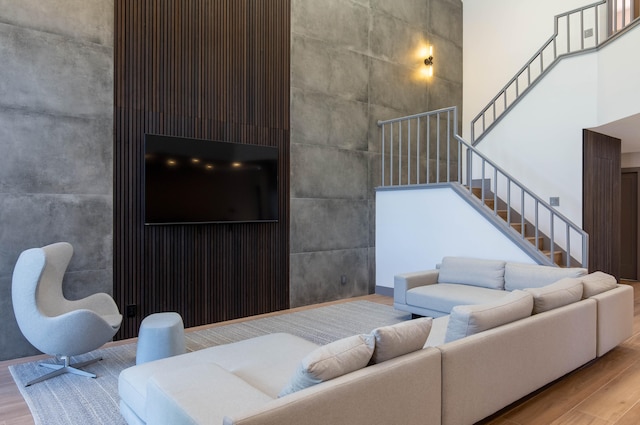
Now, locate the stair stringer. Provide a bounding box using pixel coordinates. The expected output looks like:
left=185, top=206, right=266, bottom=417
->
left=448, top=183, right=556, bottom=266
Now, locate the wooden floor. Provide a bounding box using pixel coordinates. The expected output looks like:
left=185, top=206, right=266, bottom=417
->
left=1, top=287, right=640, bottom=424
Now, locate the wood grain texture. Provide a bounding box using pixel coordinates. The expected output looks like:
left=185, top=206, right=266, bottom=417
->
left=583, top=129, right=621, bottom=278
left=114, top=0, right=291, bottom=339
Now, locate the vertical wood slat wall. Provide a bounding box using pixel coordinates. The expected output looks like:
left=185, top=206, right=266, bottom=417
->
left=114, top=0, right=290, bottom=339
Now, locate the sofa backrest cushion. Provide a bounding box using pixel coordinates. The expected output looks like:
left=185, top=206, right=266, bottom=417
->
left=444, top=290, right=534, bottom=343
left=504, top=262, right=587, bottom=291
left=524, top=277, right=583, bottom=314
left=369, top=317, right=432, bottom=365
left=278, top=334, right=374, bottom=397
left=438, top=257, right=506, bottom=290
left=581, top=271, right=618, bottom=298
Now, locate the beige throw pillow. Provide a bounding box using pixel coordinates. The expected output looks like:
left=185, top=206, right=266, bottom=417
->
left=444, top=290, right=533, bottom=343
left=278, top=334, right=374, bottom=397
left=369, top=317, right=432, bottom=364
left=524, top=277, right=583, bottom=313
left=582, top=271, right=617, bottom=298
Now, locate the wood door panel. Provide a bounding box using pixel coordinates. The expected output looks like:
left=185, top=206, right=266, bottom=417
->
left=620, top=171, right=638, bottom=279
left=583, top=129, right=621, bottom=278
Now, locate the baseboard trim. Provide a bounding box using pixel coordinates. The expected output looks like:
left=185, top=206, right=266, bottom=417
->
left=375, top=285, right=394, bottom=297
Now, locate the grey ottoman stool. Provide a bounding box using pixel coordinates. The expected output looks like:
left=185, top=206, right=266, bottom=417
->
left=136, top=312, right=185, bottom=364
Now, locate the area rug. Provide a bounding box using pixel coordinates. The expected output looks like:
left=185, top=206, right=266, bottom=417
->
left=9, top=300, right=409, bottom=425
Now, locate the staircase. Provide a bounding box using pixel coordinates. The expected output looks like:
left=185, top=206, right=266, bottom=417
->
left=375, top=2, right=640, bottom=268
left=471, top=0, right=640, bottom=145
left=469, top=186, right=567, bottom=266
left=377, top=107, right=588, bottom=268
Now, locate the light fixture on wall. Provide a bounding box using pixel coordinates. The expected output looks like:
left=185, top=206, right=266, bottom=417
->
left=423, top=46, right=434, bottom=77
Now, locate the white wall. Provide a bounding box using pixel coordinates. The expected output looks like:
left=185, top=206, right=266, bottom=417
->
left=597, top=27, right=640, bottom=124
left=462, top=0, right=591, bottom=139
left=463, top=1, right=640, bottom=229
left=376, top=186, right=536, bottom=289
left=475, top=53, right=598, bottom=227
left=623, top=152, right=640, bottom=168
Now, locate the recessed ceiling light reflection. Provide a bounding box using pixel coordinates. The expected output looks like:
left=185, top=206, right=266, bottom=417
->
left=167, top=159, right=177, bottom=166
left=191, top=158, right=200, bottom=164
left=232, top=162, right=242, bottom=168
left=205, top=164, right=214, bottom=170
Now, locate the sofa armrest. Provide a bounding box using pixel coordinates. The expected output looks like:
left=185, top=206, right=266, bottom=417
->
left=591, top=284, right=634, bottom=357
left=394, top=270, right=439, bottom=305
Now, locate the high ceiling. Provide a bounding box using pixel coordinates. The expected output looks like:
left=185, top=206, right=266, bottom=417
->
left=590, top=113, right=640, bottom=154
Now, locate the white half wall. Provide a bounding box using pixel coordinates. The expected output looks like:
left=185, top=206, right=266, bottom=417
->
left=375, top=186, right=536, bottom=290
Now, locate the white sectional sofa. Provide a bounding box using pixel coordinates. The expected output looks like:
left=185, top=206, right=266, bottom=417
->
left=118, top=257, right=634, bottom=425
left=119, top=328, right=442, bottom=425
left=393, top=256, right=589, bottom=318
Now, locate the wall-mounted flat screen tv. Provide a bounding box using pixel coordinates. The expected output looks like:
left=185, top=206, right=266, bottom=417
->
left=144, top=134, right=278, bottom=224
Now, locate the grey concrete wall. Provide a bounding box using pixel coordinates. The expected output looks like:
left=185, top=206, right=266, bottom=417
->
left=0, top=1, right=113, bottom=361
left=290, top=0, right=462, bottom=307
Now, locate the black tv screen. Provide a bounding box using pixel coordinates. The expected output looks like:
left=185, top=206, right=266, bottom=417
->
left=144, top=134, right=278, bottom=224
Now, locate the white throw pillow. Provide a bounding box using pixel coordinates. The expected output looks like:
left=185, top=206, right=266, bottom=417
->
left=369, top=317, right=432, bottom=364
left=582, top=271, right=618, bottom=298
left=524, top=277, right=583, bottom=313
left=278, top=334, right=374, bottom=397
left=504, top=262, right=587, bottom=291
left=444, top=290, right=533, bottom=343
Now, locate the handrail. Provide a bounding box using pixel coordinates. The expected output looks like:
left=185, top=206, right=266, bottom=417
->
left=470, top=0, right=639, bottom=145
left=377, top=106, right=588, bottom=268
left=456, top=135, right=588, bottom=267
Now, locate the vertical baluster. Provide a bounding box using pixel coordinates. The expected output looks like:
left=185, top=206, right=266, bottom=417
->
left=581, top=10, right=585, bottom=50
left=407, top=119, right=411, bottom=185
left=390, top=122, right=394, bottom=186
left=481, top=160, right=486, bottom=206
left=566, top=224, right=571, bottom=267
left=426, top=115, right=431, bottom=184
left=399, top=121, right=402, bottom=185
left=595, top=4, right=600, bottom=45
left=567, top=14, right=571, bottom=52
left=381, top=123, right=386, bottom=186
left=417, top=117, right=421, bottom=184
left=550, top=213, right=555, bottom=264
left=507, top=179, right=511, bottom=226
left=520, top=190, right=525, bottom=237
left=436, top=115, right=441, bottom=183
left=535, top=200, right=539, bottom=251
left=447, top=110, right=451, bottom=182
left=493, top=168, right=498, bottom=214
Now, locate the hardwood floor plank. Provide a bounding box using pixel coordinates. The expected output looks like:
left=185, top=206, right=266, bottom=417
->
left=549, top=410, right=611, bottom=425
left=573, top=357, right=640, bottom=423
left=494, top=347, right=638, bottom=425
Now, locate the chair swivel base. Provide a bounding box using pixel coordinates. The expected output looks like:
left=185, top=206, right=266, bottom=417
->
left=25, top=356, right=102, bottom=387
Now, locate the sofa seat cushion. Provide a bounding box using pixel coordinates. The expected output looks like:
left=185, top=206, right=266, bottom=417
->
left=406, top=283, right=509, bottom=315
left=445, top=290, right=534, bottom=342
left=145, top=362, right=273, bottom=425
left=524, top=277, right=583, bottom=313
left=119, top=333, right=319, bottom=422
left=438, top=257, right=506, bottom=289
left=505, top=262, right=587, bottom=291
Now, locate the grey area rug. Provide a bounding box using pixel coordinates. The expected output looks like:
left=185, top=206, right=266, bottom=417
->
left=9, top=300, right=409, bottom=425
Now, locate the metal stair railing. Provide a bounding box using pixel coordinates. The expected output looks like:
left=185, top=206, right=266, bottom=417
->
left=377, top=106, right=588, bottom=268
left=470, top=0, right=637, bottom=145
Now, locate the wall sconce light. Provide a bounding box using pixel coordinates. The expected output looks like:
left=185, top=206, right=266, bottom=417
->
left=423, top=46, right=434, bottom=77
